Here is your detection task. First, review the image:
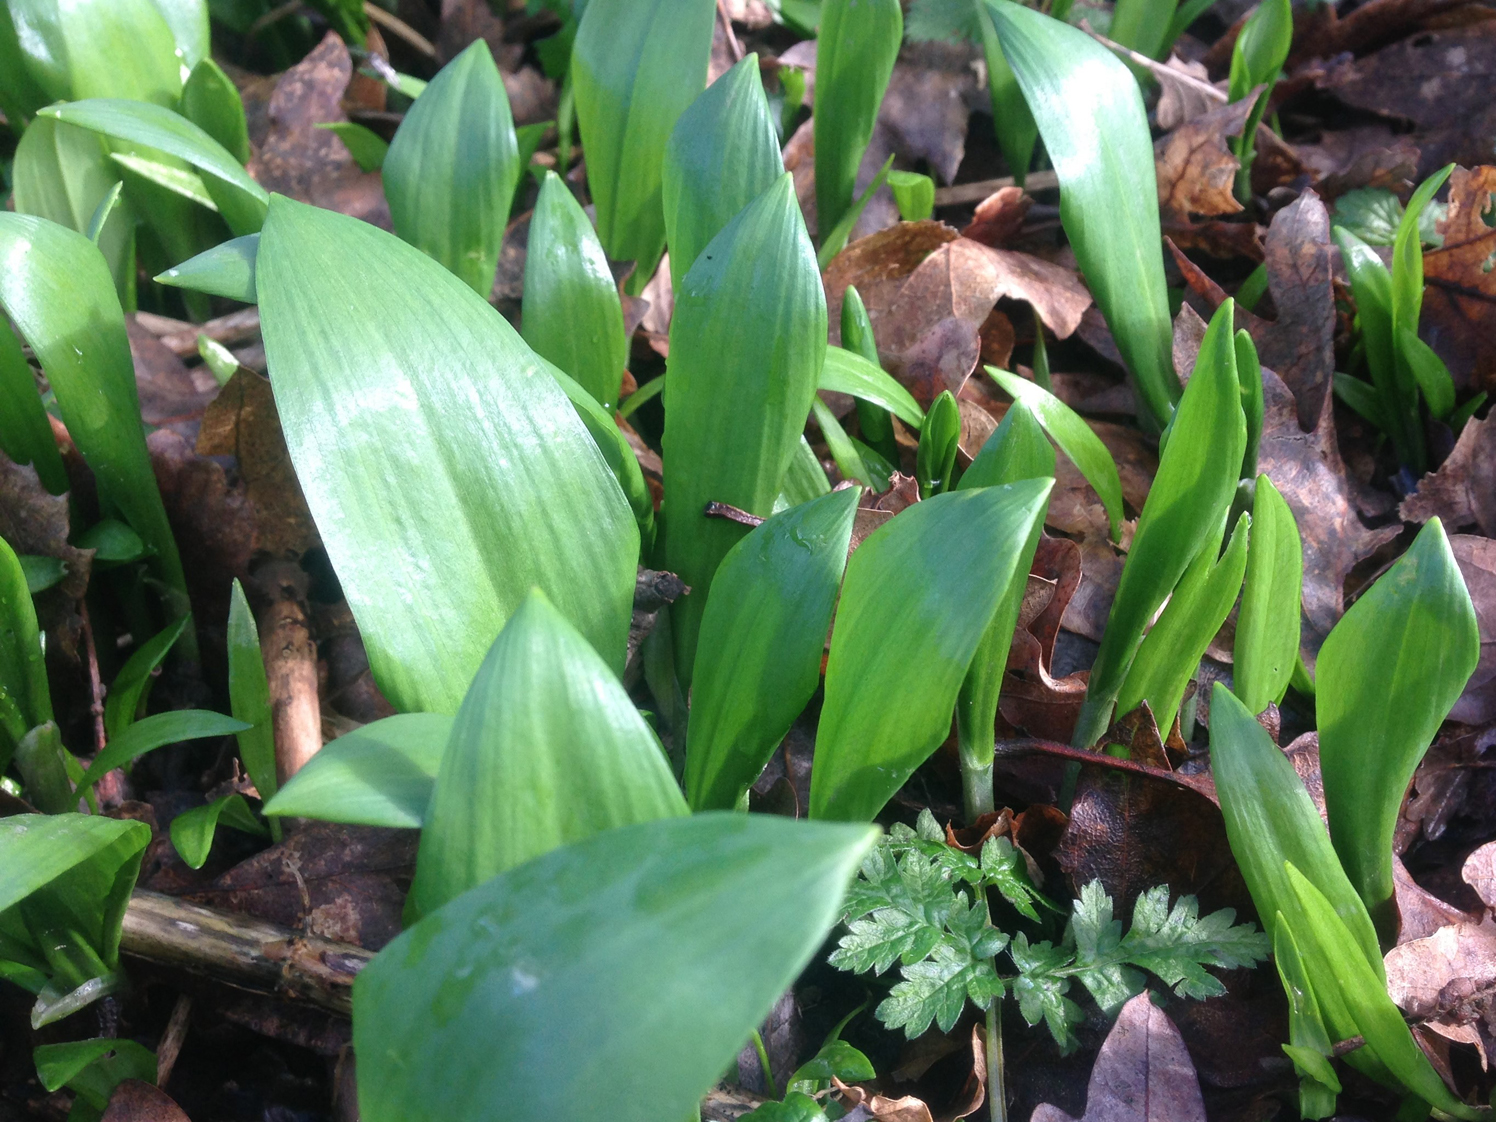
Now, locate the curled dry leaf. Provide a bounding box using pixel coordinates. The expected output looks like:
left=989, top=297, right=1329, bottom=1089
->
left=834, top=1077, right=936, bottom=1122
left=1394, top=856, right=1480, bottom=944
left=1001, top=537, right=1091, bottom=743
left=1032, top=993, right=1207, bottom=1122
left=1401, top=415, right=1496, bottom=536
left=247, top=33, right=391, bottom=227
left=1422, top=165, right=1496, bottom=392
left=1154, top=98, right=1252, bottom=223
left=1154, top=55, right=1225, bottom=132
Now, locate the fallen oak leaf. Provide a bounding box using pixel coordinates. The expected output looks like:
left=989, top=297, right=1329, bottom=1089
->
left=1423, top=165, right=1496, bottom=393
left=961, top=186, right=1032, bottom=248
left=1400, top=415, right=1496, bottom=537
left=1155, top=97, right=1253, bottom=223
left=1031, top=992, right=1207, bottom=1122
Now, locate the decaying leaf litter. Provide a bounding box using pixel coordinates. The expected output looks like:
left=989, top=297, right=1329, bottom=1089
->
left=1, top=0, right=1496, bottom=1119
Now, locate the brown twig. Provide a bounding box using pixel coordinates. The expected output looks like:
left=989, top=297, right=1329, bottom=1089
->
left=362, top=1, right=436, bottom=59
left=934, top=171, right=1060, bottom=208
left=154, top=994, right=193, bottom=1088
left=78, top=602, right=107, bottom=753
left=703, top=501, right=765, bottom=528
left=717, top=0, right=745, bottom=63
left=253, top=562, right=322, bottom=785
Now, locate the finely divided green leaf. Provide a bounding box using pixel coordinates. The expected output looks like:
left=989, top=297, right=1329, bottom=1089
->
left=1234, top=475, right=1301, bottom=713
left=522, top=171, right=627, bottom=409
left=662, top=52, right=784, bottom=290
left=685, top=488, right=858, bottom=810
left=256, top=196, right=638, bottom=713
left=1317, top=518, right=1479, bottom=935
left=407, top=591, right=687, bottom=920
left=571, top=0, right=715, bottom=278
left=384, top=41, right=518, bottom=296
left=263, top=713, right=453, bottom=829
left=811, top=480, right=1054, bottom=821
left=664, top=174, right=826, bottom=684
left=355, top=813, right=876, bottom=1122
left=981, top=0, right=1177, bottom=429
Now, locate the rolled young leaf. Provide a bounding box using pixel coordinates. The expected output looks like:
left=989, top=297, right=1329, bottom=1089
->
left=981, top=0, right=1178, bottom=430
left=522, top=171, right=627, bottom=409
left=571, top=0, right=715, bottom=281
left=0, top=214, right=190, bottom=628
left=263, top=713, right=454, bottom=829
left=914, top=390, right=961, bottom=496
left=840, top=285, right=897, bottom=460
left=814, top=0, right=902, bottom=240
left=663, top=174, right=826, bottom=686
left=1273, top=923, right=1343, bottom=1118
left=1233, top=475, right=1301, bottom=714
left=406, top=590, right=687, bottom=921
left=1070, top=300, right=1245, bottom=750
left=811, top=479, right=1054, bottom=821
left=256, top=196, right=638, bottom=713
left=356, top=813, right=876, bottom=1122
left=987, top=367, right=1123, bottom=540
left=1316, top=518, right=1479, bottom=938
left=40, top=100, right=268, bottom=235
left=1208, top=685, right=1383, bottom=971
left=384, top=41, right=519, bottom=296
left=1235, top=329, right=1264, bottom=480
left=1334, top=227, right=1418, bottom=466
left=662, top=52, right=783, bottom=290
left=954, top=402, right=1054, bottom=819
left=1115, top=510, right=1250, bottom=733
left=1227, top=0, right=1291, bottom=101
left=685, top=487, right=858, bottom=811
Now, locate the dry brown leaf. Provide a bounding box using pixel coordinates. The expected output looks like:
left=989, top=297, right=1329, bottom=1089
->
left=1400, top=415, right=1496, bottom=535
left=1155, top=98, right=1252, bottom=221
left=824, top=221, right=959, bottom=341
left=100, top=1080, right=190, bottom=1122
left=1385, top=919, right=1496, bottom=1027
left=126, top=317, right=218, bottom=431
left=1423, top=165, right=1496, bottom=393
left=247, top=32, right=390, bottom=227
left=1154, top=55, right=1225, bottom=131
left=1446, top=536, right=1496, bottom=724
left=1465, top=841, right=1496, bottom=911
left=961, top=186, right=1032, bottom=248
left=834, top=1078, right=936, bottom=1122
left=0, top=454, right=90, bottom=601
left=1394, top=856, right=1480, bottom=943
left=1032, top=993, right=1207, bottom=1122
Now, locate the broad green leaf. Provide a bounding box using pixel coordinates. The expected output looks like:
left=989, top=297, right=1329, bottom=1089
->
left=315, top=121, right=389, bottom=172
left=41, top=100, right=269, bottom=235
left=816, top=153, right=894, bottom=269
left=256, top=196, right=638, bottom=713
left=6, top=0, right=182, bottom=105
left=1116, top=511, right=1249, bottom=732
left=888, top=170, right=935, bottom=222
left=34, top=1038, right=156, bottom=1097
left=79, top=709, right=249, bottom=790
left=0, top=4, right=50, bottom=126
left=1227, top=0, right=1290, bottom=100
left=1234, top=475, right=1301, bottom=713
left=811, top=480, right=1054, bottom=821
left=819, top=346, right=924, bottom=429
left=685, top=488, right=858, bottom=810
left=0, top=318, right=66, bottom=495
left=955, top=402, right=1053, bottom=817
left=662, top=52, right=783, bottom=290
left=0, top=535, right=51, bottom=757
left=1332, top=370, right=1391, bottom=433
left=1207, top=685, right=1382, bottom=974
left=407, top=591, right=687, bottom=920
left=977, top=3, right=1037, bottom=186
left=982, top=0, right=1178, bottom=430
left=777, top=436, right=833, bottom=510
left=743, top=1092, right=829, bottom=1122
left=1284, top=865, right=1484, bottom=1119
left=1071, top=300, right=1244, bottom=749
left=1395, top=324, right=1455, bottom=420
left=915, top=390, right=960, bottom=496
left=354, top=813, right=876, bottom=1122
left=814, top=0, right=902, bottom=238
left=147, top=0, right=210, bottom=69
left=156, top=233, right=258, bottom=302
left=13, top=722, right=72, bottom=814
left=1317, top=518, right=1478, bottom=937
left=664, top=174, right=825, bottom=686
left=987, top=367, right=1123, bottom=539
left=571, top=0, right=715, bottom=279
left=76, top=520, right=145, bottom=566
left=384, top=41, right=519, bottom=296
left=104, top=615, right=189, bottom=741
left=227, top=579, right=276, bottom=831
left=1110, top=0, right=1180, bottom=58
left=19, top=556, right=66, bottom=595
left=263, top=713, right=453, bottom=829
left=522, top=171, right=627, bottom=409
left=168, top=793, right=267, bottom=869
left=0, top=214, right=188, bottom=620
left=181, top=57, right=250, bottom=165
left=0, top=813, right=150, bottom=973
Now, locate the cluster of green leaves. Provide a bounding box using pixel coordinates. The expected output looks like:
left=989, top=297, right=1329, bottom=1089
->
left=1226, top=0, right=1291, bottom=202
left=830, top=812, right=1269, bottom=1050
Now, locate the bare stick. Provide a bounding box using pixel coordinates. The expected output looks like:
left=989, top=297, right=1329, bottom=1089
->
left=154, top=994, right=193, bottom=1088
left=254, top=562, right=322, bottom=784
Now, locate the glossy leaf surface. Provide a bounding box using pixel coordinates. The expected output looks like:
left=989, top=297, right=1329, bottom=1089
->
left=156, top=233, right=258, bottom=302
left=355, top=813, right=876, bottom=1122
left=407, top=592, right=687, bottom=920
left=79, top=709, right=249, bottom=790
left=1317, top=518, right=1478, bottom=934
left=982, top=0, right=1177, bottom=429
left=1227, top=0, right=1291, bottom=100
left=571, top=0, right=715, bottom=276
left=685, top=488, right=858, bottom=810
left=263, top=714, right=453, bottom=829
left=0, top=214, right=187, bottom=611
left=663, top=174, right=825, bottom=684
left=384, top=41, right=518, bottom=296
left=819, top=346, right=924, bottom=428
left=663, top=53, right=783, bottom=290
left=227, top=579, right=276, bottom=816
left=1072, top=300, right=1245, bottom=748
left=1234, top=475, right=1301, bottom=713
left=256, top=196, right=638, bottom=713
left=5, top=0, right=183, bottom=105
left=0, top=321, right=66, bottom=496
left=169, top=793, right=267, bottom=869
left=0, top=534, right=51, bottom=753
left=811, top=480, right=1053, bottom=821
left=814, top=0, right=902, bottom=238
left=41, top=100, right=268, bottom=235
left=181, top=57, right=250, bottom=164
left=522, top=171, right=627, bottom=409
left=1208, top=685, right=1382, bottom=973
